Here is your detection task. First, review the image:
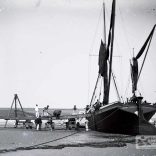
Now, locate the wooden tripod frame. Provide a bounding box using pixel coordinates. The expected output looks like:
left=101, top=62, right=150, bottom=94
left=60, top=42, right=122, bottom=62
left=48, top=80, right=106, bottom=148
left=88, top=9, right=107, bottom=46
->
left=4, top=94, right=25, bottom=127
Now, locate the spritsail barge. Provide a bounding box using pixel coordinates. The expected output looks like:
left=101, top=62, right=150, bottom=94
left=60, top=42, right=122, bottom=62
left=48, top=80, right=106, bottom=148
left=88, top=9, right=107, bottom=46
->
left=86, top=0, right=156, bottom=135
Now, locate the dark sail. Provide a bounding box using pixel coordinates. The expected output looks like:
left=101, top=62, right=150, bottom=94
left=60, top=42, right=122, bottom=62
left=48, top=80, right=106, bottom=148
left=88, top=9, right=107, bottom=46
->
left=98, top=40, right=109, bottom=104
left=131, top=25, right=156, bottom=93
left=131, top=57, right=138, bottom=93
left=98, top=40, right=108, bottom=76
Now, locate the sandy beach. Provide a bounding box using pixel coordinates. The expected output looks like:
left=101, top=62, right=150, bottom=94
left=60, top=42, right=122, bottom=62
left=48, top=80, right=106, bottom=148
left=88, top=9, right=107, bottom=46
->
left=0, top=127, right=156, bottom=156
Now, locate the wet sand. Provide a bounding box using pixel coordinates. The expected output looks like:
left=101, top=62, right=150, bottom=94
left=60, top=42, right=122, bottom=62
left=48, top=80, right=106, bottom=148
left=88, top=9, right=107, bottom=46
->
left=0, top=128, right=156, bottom=156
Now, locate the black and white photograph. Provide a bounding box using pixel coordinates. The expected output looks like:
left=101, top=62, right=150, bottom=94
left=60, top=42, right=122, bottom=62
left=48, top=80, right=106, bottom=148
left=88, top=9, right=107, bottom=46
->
left=0, top=0, right=156, bottom=155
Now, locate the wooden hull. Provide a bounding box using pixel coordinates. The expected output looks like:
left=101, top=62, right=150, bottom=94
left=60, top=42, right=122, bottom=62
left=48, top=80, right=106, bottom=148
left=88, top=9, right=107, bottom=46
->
left=87, top=102, right=156, bottom=135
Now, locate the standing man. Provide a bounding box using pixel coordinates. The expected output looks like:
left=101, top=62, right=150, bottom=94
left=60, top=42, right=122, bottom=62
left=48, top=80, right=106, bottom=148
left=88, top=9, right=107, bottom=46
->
left=36, top=115, right=42, bottom=131
left=47, top=117, right=53, bottom=131
left=43, top=105, right=49, bottom=116
left=35, top=104, right=39, bottom=118
left=85, top=118, right=89, bottom=131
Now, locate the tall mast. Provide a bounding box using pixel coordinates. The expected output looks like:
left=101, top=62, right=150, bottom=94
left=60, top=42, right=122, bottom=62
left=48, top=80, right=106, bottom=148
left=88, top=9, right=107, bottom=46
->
left=107, top=0, right=116, bottom=103
left=103, top=2, right=106, bottom=44
left=102, top=2, right=108, bottom=104
left=103, top=0, right=121, bottom=103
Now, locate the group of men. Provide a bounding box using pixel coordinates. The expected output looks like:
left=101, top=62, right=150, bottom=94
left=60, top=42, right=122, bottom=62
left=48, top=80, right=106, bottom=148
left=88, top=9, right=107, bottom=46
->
left=34, top=104, right=89, bottom=131
left=35, top=104, right=49, bottom=118
left=35, top=104, right=51, bottom=131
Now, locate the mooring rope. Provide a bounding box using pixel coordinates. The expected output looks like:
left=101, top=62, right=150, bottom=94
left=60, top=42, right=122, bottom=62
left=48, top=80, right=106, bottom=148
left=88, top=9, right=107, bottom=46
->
left=25, top=131, right=79, bottom=149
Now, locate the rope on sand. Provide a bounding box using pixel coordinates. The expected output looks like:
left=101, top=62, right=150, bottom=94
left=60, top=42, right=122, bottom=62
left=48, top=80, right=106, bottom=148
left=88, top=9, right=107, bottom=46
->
left=25, top=131, right=79, bottom=149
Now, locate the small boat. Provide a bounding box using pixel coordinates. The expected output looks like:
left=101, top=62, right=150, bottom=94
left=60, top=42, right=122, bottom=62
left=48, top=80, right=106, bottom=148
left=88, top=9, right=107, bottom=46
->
left=86, top=0, right=156, bottom=135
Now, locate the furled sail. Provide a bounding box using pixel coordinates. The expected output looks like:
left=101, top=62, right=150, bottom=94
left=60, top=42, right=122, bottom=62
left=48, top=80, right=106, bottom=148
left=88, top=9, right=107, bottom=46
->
left=131, top=57, right=138, bottom=93
left=98, top=40, right=108, bottom=76
left=98, top=40, right=109, bottom=104
left=131, top=25, right=156, bottom=94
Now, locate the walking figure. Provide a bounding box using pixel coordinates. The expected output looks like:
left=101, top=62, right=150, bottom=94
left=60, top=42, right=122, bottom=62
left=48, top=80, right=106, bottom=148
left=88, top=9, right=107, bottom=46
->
left=35, top=104, right=39, bottom=118
left=35, top=115, right=42, bottom=131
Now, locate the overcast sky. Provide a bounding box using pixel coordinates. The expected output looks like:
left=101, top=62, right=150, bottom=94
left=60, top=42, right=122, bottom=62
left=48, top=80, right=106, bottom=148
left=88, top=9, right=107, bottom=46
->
left=0, top=0, right=156, bottom=108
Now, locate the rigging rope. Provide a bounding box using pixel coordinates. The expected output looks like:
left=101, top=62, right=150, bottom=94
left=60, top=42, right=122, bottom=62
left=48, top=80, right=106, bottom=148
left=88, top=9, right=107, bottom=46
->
left=117, top=2, right=132, bottom=58
left=98, top=78, right=103, bottom=100
left=111, top=71, right=121, bottom=102
left=123, top=71, right=131, bottom=101
left=137, top=35, right=153, bottom=82
left=89, top=74, right=101, bottom=106
left=89, top=6, right=102, bottom=54
left=88, top=6, right=102, bottom=105
left=25, top=131, right=79, bottom=149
